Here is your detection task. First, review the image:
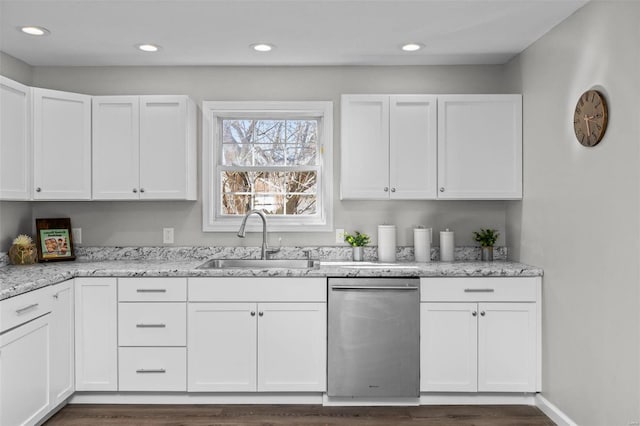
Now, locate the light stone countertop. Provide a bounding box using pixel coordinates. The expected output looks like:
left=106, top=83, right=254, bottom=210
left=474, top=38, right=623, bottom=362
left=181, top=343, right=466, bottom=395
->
left=0, top=259, right=543, bottom=301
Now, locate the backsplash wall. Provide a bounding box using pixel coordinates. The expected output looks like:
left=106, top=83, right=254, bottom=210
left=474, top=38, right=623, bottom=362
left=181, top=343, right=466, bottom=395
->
left=8, top=63, right=511, bottom=248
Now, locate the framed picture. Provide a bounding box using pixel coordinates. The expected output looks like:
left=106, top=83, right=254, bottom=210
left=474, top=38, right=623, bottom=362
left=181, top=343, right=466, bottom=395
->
left=35, top=218, right=75, bottom=262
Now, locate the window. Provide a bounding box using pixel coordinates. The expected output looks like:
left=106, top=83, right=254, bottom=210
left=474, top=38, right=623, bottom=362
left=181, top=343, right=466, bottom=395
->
left=202, top=101, right=333, bottom=232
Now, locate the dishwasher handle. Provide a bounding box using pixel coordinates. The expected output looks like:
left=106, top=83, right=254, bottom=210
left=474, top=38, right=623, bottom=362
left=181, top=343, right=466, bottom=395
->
left=331, top=285, right=419, bottom=291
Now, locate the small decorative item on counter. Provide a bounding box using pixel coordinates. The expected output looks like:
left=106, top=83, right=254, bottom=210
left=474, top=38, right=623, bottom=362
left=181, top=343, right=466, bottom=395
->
left=344, top=231, right=370, bottom=261
left=439, top=229, right=455, bottom=261
left=473, top=228, right=500, bottom=261
left=9, top=234, right=38, bottom=265
left=377, top=225, right=397, bottom=262
left=413, top=226, right=433, bottom=263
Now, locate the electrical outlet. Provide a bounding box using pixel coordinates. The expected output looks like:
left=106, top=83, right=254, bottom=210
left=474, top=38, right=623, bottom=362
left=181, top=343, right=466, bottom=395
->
left=72, top=228, right=82, bottom=244
left=335, top=228, right=345, bottom=244
left=163, top=228, right=174, bottom=244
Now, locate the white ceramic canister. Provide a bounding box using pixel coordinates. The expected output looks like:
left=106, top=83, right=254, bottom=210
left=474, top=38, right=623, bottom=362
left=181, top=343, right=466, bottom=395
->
left=414, top=227, right=432, bottom=263
left=377, top=225, right=397, bottom=262
left=439, top=229, right=455, bottom=262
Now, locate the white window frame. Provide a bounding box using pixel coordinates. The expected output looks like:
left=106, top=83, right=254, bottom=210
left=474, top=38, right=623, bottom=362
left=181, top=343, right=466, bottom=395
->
left=202, top=101, right=333, bottom=232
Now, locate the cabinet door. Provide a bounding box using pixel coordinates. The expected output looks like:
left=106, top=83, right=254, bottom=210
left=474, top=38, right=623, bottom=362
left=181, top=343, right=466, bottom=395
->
left=420, top=303, right=478, bottom=392
left=92, top=96, right=140, bottom=200
left=187, top=302, right=257, bottom=391
left=478, top=302, right=536, bottom=392
left=257, top=302, right=326, bottom=392
left=75, top=278, right=118, bottom=391
left=437, top=95, right=522, bottom=199
left=0, top=76, right=31, bottom=200
left=33, top=88, right=91, bottom=200
left=49, top=280, right=75, bottom=406
left=389, top=95, right=437, bottom=199
left=340, top=95, right=390, bottom=200
left=0, top=314, right=51, bottom=426
left=139, top=96, right=196, bottom=200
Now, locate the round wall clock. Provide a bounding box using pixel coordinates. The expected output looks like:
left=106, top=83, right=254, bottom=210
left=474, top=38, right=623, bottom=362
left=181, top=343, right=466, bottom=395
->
left=573, top=90, right=608, bottom=147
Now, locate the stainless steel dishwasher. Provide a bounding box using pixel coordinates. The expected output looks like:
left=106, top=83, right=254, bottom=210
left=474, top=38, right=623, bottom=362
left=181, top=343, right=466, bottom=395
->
left=328, top=277, right=420, bottom=398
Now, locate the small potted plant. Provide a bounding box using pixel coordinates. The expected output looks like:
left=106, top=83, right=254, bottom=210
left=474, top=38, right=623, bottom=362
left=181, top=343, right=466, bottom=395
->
left=9, top=234, right=38, bottom=265
left=344, top=231, right=370, bottom=261
left=473, top=228, right=499, bottom=261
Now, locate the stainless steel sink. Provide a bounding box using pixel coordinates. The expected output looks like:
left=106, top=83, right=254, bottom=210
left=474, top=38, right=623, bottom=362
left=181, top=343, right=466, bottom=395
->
left=197, top=258, right=319, bottom=270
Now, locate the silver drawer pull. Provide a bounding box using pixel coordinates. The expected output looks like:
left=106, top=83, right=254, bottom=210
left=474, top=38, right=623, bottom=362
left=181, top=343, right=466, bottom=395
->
left=332, top=285, right=419, bottom=291
left=15, top=303, right=39, bottom=314
left=136, top=289, right=167, bottom=293
left=136, top=323, right=166, bottom=328
left=136, top=369, right=166, bottom=374
left=464, top=288, right=495, bottom=293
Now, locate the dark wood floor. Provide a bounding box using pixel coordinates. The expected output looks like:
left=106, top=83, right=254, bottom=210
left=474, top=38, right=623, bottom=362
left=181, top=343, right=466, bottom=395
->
left=45, top=404, right=556, bottom=425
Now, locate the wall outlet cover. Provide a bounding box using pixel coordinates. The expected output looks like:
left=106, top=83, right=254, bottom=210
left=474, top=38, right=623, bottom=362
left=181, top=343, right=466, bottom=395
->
left=335, top=228, right=345, bottom=244
left=72, top=228, right=82, bottom=244
left=163, top=227, right=174, bottom=244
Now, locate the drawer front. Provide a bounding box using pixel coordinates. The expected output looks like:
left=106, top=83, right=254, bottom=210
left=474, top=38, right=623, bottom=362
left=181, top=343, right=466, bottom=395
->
left=1, top=286, right=54, bottom=333
left=118, top=303, right=186, bottom=346
left=420, top=277, right=538, bottom=302
left=118, top=278, right=187, bottom=302
left=118, top=347, right=186, bottom=391
left=189, top=277, right=326, bottom=302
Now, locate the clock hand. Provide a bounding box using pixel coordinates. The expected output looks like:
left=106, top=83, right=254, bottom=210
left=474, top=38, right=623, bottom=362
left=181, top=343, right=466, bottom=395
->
left=583, top=115, right=591, bottom=135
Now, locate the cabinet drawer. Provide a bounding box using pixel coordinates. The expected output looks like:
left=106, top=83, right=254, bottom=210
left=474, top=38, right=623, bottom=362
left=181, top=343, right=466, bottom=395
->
left=1, top=287, right=53, bottom=333
left=420, top=277, right=538, bottom=302
left=118, top=278, right=187, bottom=302
left=118, top=347, right=186, bottom=391
left=118, top=303, right=186, bottom=346
left=189, top=277, right=326, bottom=302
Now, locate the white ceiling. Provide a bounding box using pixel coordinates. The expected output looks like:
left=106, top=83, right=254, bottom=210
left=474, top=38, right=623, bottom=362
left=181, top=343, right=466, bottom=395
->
left=0, top=0, right=588, bottom=67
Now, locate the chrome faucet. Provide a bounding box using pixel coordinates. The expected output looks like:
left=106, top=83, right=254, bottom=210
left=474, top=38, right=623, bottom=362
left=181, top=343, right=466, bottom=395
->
left=237, top=209, right=269, bottom=259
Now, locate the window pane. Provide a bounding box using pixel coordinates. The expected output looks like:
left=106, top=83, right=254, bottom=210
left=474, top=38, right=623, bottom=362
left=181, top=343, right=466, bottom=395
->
left=221, top=194, right=251, bottom=215
left=286, top=145, right=316, bottom=165
left=286, top=120, right=318, bottom=146
left=285, top=195, right=317, bottom=215
left=221, top=171, right=251, bottom=192
left=254, top=194, right=284, bottom=214
left=253, top=171, right=285, bottom=193
left=287, top=171, right=317, bottom=194
left=223, top=119, right=254, bottom=144
left=253, top=144, right=285, bottom=166
left=255, top=120, right=285, bottom=145
left=222, top=144, right=253, bottom=166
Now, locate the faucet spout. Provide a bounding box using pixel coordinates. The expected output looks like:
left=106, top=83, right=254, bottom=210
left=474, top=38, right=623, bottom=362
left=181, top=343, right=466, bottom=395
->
left=237, top=209, right=269, bottom=259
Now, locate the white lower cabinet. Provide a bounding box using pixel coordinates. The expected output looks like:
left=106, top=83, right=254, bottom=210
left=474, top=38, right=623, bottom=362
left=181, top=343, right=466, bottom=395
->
left=187, top=277, right=327, bottom=393
left=49, top=280, right=75, bottom=406
left=119, top=347, right=186, bottom=392
left=75, top=278, right=118, bottom=391
left=420, top=278, right=540, bottom=393
left=0, top=314, right=51, bottom=426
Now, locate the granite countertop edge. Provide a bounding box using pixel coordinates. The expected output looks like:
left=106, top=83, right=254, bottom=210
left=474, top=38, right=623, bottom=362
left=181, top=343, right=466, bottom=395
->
left=0, top=260, right=543, bottom=301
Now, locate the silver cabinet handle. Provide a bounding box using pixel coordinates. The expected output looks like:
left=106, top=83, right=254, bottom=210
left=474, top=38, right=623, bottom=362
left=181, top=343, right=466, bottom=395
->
left=439, top=187, right=445, bottom=192
left=331, top=285, right=419, bottom=291
left=136, top=323, right=166, bottom=328
left=464, top=288, right=495, bottom=293
left=480, top=311, right=486, bottom=317
left=383, top=187, right=389, bottom=192
left=136, top=289, right=167, bottom=293
left=35, top=187, right=41, bottom=192
left=133, top=188, right=138, bottom=193
left=136, top=369, right=166, bottom=374
left=16, top=303, right=39, bottom=314
left=472, top=311, right=477, bottom=317
left=258, top=312, right=264, bottom=317
left=391, top=187, right=396, bottom=192
left=140, top=188, right=145, bottom=193
left=250, top=311, right=256, bottom=317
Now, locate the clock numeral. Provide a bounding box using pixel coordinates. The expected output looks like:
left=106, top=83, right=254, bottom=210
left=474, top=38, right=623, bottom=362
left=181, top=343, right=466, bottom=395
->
left=579, top=99, right=584, bottom=107
left=594, top=102, right=601, bottom=108
left=591, top=92, right=595, bottom=102
left=576, top=108, right=582, bottom=115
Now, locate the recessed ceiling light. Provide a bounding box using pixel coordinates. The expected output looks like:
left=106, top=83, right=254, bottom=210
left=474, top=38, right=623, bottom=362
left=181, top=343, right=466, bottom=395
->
left=251, top=43, right=274, bottom=52
left=401, top=43, right=423, bottom=52
left=136, top=44, right=160, bottom=52
left=20, top=26, right=50, bottom=36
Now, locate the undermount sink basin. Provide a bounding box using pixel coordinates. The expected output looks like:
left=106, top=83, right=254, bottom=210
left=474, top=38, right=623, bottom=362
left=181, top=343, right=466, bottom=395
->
left=197, top=258, right=319, bottom=270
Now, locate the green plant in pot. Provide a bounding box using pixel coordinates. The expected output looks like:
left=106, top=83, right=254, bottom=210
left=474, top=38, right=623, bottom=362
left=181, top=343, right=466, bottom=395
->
left=344, top=231, right=370, bottom=261
left=473, top=228, right=499, bottom=261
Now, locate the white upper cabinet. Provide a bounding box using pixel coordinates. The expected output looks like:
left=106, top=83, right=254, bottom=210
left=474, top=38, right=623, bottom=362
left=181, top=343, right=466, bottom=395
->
left=0, top=76, right=31, bottom=200
left=33, top=88, right=92, bottom=200
left=340, top=94, right=437, bottom=200
left=92, top=96, right=140, bottom=200
left=92, top=95, right=196, bottom=200
left=437, top=95, right=522, bottom=199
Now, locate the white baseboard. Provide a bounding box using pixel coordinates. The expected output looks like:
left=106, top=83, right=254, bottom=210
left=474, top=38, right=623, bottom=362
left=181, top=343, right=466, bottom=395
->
left=420, top=393, right=536, bottom=405
left=535, top=394, right=578, bottom=426
left=70, top=392, right=323, bottom=405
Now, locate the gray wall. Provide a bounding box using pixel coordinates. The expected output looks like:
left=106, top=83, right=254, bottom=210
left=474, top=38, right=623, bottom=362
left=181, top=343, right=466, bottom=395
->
left=0, top=52, right=33, bottom=248
left=505, top=2, right=640, bottom=425
left=23, top=65, right=510, bottom=248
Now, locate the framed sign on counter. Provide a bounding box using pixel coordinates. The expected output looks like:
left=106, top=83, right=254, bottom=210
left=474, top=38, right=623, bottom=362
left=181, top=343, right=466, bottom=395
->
left=35, top=218, right=75, bottom=262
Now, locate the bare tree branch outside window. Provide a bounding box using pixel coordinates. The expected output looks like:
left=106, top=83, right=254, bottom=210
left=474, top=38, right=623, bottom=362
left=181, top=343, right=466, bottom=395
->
left=220, top=119, right=319, bottom=217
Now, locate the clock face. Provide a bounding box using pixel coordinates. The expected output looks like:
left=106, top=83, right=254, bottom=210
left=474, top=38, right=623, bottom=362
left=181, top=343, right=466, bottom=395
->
left=573, top=90, right=608, bottom=147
